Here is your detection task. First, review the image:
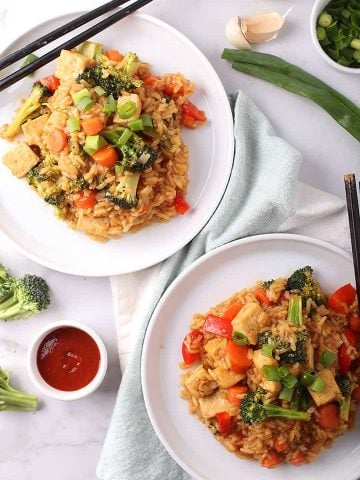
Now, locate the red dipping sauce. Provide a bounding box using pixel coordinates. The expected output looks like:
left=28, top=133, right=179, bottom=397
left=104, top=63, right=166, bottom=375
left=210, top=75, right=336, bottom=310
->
left=37, top=326, right=100, bottom=391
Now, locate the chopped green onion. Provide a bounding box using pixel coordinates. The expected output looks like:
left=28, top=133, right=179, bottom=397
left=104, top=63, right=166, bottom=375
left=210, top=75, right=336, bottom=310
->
left=341, top=9, right=351, bottom=20
left=263, top=365, right=280, bottom=381
left=103, top=95, right=117, bottom=114
left=77, top=96, right=94, bottom=112
left=21, top=53, right=38, bottom=76
left=309, top=377, right=326, bottom=393
left=141, top=113, right=153, bottom=129
left=262, top=344, right=274, bottom=358
left=300, top=370, right=316, bottom=387
left=103, top=129, right=124, bottom=144
left=317, top=26, right=327, bottom=41
left=83, top=135, right=107, bottom=155
left=281, top=374, right=298, bottom=389
left=290, top=387, right=302, bottom=410
left=118, top=101, right=137, bottom=119
left=320, top=350, right=337, bottom=368
left=287, top=295, right=303, bottom=326
left=278, top=365, right=290, bottom=378
left=318, top=12, right=333, bottom=28
left=279, top=385, right=294, bottom=402
left=115, top=165, right=124, bottom=175
left=117, top=128, right=133, bottom=146
left=354, top=50, right=360, bottom=63
left=128, top=119, right=144, bottom=131
left=67, top=117, right=80, bottom=133
left=351, top=39, right=360, bottom=51
left=232, top=331, right=248, bottom=346
left=72, top=88, right=91, bottom=104
left=94, top=85, right=107, bottom=96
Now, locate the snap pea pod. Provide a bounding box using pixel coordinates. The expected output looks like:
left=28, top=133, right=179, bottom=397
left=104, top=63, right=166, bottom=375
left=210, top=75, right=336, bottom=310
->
left=222, top=50, right=360, bottom=142
left=222, top=49, right=360, bottom=119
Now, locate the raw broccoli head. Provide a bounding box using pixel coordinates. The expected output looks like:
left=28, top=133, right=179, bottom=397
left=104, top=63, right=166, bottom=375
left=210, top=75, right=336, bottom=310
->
left=106, top=172, right=140, bottom=209
left=240, top=387, right=311, bottom=425
left=1, top=83, right=50, bottom=139
left=0, top=366, right=37, bottom=411
left=77, top=53, right=143, bottom=99
left=336, top=374, right=352, bottom=397
left=287, top=266, right=323, bottom=305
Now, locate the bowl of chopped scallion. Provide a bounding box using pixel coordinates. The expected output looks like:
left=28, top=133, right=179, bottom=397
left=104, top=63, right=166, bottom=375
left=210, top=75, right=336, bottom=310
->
left=310, top=0, right=360, bottom=73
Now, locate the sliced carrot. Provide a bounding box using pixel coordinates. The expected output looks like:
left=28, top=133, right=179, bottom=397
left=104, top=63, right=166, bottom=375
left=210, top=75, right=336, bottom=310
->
left=292, top=452, right=306, bottom=466
left=228, top=385, right=248, bottom=405
left=226, top=341, right=253, bottom=373
left=48, top=128, right=68, bottom=153
left=92, top=146, right=119, bottom=168
left=144, top=75, right=158, bottom=86
left=105, top=50, right=123, bottom=62
left=74, top=190, right=97, bottom=209
left=317, top=403, right=340, bottom=430
left=222, top=303, right=244, bottom=321
left=163, top=83, right=184, bottom=97
left=255, top=288, right=273, bottom=306
left=261, top=449, right=280, bottom=468
left=81, top=117, right=104, bottom=135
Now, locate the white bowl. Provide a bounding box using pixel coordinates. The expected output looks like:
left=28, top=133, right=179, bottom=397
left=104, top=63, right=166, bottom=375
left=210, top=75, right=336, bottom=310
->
left=310, top=0, right=360, bottom=74
left=27, top=320, right=108, bottom=401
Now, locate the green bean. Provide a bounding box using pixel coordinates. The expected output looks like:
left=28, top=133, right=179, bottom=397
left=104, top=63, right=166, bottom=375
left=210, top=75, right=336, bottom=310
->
left=222, top=49, right=360, bottom=119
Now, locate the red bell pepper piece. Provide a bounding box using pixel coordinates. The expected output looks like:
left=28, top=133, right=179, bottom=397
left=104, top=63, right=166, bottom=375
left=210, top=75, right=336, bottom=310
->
left=173, top=194, right=190, bottom=215
left=40, top=75, right=60, bottom=93
left=254, top=288, right=273, bottom=306
left=349, top=314, right=360, bottom=332
left=181, top=102, right=206, bottom=122
left=216, top=412, right=233, bottom=435
left=328, top=284, right=356, bottom=314
left=344, top=328, right=358, bottom=346
left=203, top=314, right=233, bottom=339
left=181, top=329, right=203, bottom=365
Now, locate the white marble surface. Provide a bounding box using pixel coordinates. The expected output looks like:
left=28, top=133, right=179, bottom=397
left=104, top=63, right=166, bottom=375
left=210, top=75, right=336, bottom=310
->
left=0, top=0, right=359, bottom=479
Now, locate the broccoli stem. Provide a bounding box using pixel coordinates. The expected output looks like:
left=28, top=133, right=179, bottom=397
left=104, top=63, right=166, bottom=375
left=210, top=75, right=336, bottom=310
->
left=264, top=403, right=311, bottom=421
left=0, top=373, right=37, bottom=411
left=287, top=295, right=303, bottom=326
left=0, top=294, right=22, bottom=319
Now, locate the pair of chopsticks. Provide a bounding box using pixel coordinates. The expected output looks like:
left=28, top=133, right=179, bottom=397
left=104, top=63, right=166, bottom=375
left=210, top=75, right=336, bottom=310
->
left=0, top=0, right=153, bottom=92
left=344, top=174, right=360, bottom=304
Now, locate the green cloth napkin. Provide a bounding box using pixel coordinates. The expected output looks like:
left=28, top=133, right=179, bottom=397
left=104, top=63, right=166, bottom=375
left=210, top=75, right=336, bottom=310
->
left=97, top=91, right=302, bottom=480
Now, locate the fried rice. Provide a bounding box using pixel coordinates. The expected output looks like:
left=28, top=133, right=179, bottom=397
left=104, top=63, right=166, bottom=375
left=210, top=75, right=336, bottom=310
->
left=179, top=269, right=360, bottom=468
left=1, top=45, right=206, bottom=241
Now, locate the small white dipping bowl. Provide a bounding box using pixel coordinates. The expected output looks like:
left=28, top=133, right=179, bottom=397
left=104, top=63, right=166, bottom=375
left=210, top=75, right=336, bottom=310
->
left=310, top=0, right=360, bottom=74
left=27, top=320, right=108, bottom=401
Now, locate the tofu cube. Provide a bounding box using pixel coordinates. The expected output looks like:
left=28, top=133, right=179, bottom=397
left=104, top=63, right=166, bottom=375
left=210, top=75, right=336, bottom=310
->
left=199, top=390, right=238, bottom=419
left=231, top=303, right=267, bottom=344
left=308, top=368, right=341, bottom=407
left=253, top=349, right=281, bottom=393
left=76, top=215, right=110, bottom=238
left=210, top=367, right=245, bottom=388
left=3, top=141, right=40, bottom=178
left=21, top=114, right=49, bottom=146
left=55, top=49, right=91, bottom=81
left=184, top=365, right=217, bottom=398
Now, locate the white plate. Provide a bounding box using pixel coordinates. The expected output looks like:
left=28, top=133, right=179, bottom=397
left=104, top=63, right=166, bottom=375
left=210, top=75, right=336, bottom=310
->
left=142, top=233, right=360, bottom=480
left=0, top=12, right=233, bottom=276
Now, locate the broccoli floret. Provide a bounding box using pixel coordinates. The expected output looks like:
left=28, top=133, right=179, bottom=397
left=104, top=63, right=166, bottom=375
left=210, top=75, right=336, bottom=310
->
left=336, top=374, right=352, bottom=421
left=0, top=273, right=50, bottom=321
left=240, top=388, right=311, bottom=425
left=0, top=367, right=37, bottom=411
left=44, top=191, right=66, bottom=208
left=1, top=83, right=50, bottom=139
left=104, top=130, right=159, bottom=172
left=257, top=331, right=308, bottom=365
left=0, top=265, right=12, bottom=304
left=287, top=266, right=323, bottom=305
left=106, top=172, right=140, bottom=209
left=77, top=52, right=143, bottom=99
left=68, top=177, right=90, bottom=193
left=263, top=279, right=275, bottom=290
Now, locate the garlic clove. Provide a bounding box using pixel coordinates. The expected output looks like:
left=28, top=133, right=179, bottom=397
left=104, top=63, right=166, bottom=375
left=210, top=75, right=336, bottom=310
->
left=240, top=10, right=289, bottom=44
left=225, top=16, right=252, bottom=50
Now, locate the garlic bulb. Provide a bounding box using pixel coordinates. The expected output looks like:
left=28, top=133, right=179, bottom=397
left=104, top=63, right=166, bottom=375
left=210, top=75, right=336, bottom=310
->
left=225, top=16, right=252, bottom=50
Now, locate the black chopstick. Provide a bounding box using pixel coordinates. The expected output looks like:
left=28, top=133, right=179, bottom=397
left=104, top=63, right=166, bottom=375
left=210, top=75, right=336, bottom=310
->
left=0, top=0, right=153, bottom=92
left=0, top=0, right=132, bottom=71
left=344, top=174, right=360, bottom=305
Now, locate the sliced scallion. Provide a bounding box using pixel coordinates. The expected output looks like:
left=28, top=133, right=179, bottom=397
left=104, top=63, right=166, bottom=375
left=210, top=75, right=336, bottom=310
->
left=77, top=96, right=94, bottom=112
left=141, top=113, right=153, bottom=128
left=300, top=370, right=316, bottom=387
left=117, top=128, right=133, bottom=146
left=262, top=344, right=274, bottom=358
left=83, top=135, right=107, bottom=155
left=94, top=85, right=107, bottom=96
left=320, top=350, right=337, bottom=368
left=103, top=95, right=117, bottom=114
left=21, top=53, right=38, bottom=76
left=118, top=101, right=137, bottom=119
left=72, top=88, right=91, bottom=104
left=263, top=365, right=280, bottom=381
left=128, top=119, right=144, bottom=131
left=67, top=117, right=80, bottom=133
left=278, top=365, right=290, bottom=378
left=309, top=377, right=326, bottom=393
left=232, top=331, right=248, bottom=346
left=281, top=374, right=298, bottom=389
left=279, top=386, right=294, bottom=402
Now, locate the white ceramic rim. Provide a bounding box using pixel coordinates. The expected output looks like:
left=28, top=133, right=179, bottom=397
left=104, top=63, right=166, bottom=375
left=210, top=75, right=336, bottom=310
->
left=310, top=0, right=360, bottom=74
left=0, top=11, right=234, bottom=277
left=141, top=232, right=357, bottom=480
left=27, top=320, right=108, bottom=401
